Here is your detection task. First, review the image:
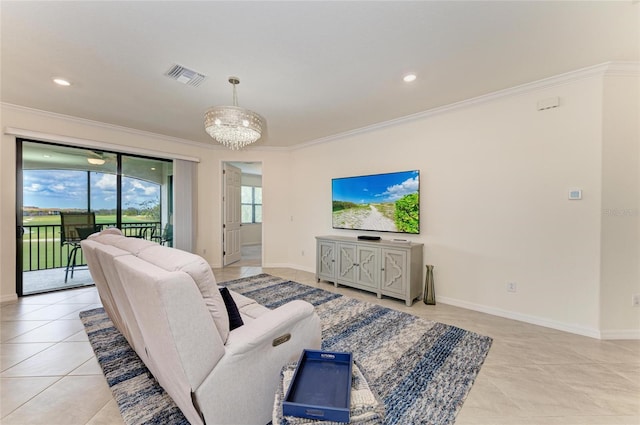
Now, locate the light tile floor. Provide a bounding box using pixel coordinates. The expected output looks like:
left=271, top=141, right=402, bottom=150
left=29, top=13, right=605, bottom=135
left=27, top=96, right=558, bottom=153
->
left=22, top=268, right=95, bottom=296
left=2, top=266, right=639, bottom=425
left=226, top=244, right=262, bottom=268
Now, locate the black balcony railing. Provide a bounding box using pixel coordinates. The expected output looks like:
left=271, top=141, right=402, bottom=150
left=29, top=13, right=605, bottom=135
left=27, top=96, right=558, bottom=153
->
left=21, top=222, right=160, bottom=272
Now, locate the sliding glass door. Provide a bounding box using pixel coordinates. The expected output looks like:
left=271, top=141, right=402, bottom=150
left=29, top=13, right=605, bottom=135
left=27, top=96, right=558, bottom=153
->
left=121, top=155, right=173, bottom=242
left=17, top=139, right=173, bottom=296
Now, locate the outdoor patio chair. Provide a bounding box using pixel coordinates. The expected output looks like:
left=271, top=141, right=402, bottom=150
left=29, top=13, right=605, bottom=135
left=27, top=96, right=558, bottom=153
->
left=151, top=223, right=173, bottom=246
left=60, top=211, right=98, bottom=283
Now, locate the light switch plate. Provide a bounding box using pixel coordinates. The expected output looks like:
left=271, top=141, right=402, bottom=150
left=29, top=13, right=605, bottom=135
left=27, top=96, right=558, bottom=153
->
left=568, top=189, right=582, bottom=200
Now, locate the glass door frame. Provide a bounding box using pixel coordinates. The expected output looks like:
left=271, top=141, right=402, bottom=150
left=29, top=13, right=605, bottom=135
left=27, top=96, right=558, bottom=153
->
left=16, top=138, right=172, bottom=296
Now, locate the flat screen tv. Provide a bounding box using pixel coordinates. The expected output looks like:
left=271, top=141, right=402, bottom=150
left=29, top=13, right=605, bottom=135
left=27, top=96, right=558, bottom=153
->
left=332, top=170, right=420, bottom=234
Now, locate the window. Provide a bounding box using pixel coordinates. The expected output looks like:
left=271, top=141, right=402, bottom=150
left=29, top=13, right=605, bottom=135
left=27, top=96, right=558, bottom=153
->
left=241, top=186, right=262, bottom=223
left=18, top=139, right=173, bottom=296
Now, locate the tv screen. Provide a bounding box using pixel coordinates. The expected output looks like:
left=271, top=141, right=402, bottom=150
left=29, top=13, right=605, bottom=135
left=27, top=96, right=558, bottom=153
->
left=332, top=170, right=420, bottom=234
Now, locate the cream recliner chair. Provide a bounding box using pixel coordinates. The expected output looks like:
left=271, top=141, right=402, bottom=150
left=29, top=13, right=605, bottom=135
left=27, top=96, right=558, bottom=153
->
left=82, top=229, right=322, bottom=425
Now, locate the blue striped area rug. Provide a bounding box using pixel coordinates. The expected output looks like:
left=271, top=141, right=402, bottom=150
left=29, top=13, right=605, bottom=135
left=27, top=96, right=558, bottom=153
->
left=79, top=308, right=189, bottom=425
left=80, top=273, right=492, bottom=425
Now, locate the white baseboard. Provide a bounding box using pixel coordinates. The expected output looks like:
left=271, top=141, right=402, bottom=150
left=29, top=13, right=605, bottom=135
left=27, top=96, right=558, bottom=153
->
left=212, top=262, right=640, bottom=340
left=1, top=294, right=18, bottom=303
left=299, top=265, right=315, bottom=275
left=437, top=296, right=604, bottom=339
left=241, top=242, right=262, bottom=247
left=599, top=329, right=640, bottom=340
left=262, top=262, right=299, bottom=270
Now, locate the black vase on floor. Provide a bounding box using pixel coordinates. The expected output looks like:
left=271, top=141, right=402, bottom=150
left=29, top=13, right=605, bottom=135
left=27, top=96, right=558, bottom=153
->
left=423, top=265, right=436, bottom=305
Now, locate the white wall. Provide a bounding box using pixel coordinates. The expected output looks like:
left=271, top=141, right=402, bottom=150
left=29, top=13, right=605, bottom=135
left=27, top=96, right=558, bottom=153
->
left=289, top=64, right=639, bottom=338
left=599, top=72, right=640, bottom=338
left=0, top=105, right=291, bottom=301
left=2, top=64, right=638, bottom=338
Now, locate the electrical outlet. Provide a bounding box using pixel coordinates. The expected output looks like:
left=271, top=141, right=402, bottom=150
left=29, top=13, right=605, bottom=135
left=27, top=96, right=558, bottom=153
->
left=633, top=294, right=640, bottom=307
left=507, top=282, right=517, bottom=293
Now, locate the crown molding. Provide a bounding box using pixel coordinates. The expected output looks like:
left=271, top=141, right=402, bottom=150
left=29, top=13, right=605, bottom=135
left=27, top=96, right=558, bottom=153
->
left=294, top=61, right=639, bottom=150
left=602, top=61, right=640, bottom=76
left=1, top=102, right=291, bottom=153
left=4, top=61, right=638, bottom=153
left=0, top=102, right=221, bottom=151
left=4, top=126, right=201, bottom=163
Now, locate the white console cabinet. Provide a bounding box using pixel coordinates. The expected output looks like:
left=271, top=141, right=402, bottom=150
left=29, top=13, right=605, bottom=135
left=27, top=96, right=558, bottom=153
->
left=315, top=236, right=423, bottom=306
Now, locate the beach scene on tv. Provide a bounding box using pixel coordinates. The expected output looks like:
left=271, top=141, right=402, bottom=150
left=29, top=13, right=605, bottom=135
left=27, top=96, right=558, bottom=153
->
left=332, top=170, right=420, bottom=234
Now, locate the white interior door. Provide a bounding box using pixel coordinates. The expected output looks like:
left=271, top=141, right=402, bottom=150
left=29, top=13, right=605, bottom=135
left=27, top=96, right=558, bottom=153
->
left=223, top=163, right=242, bottom=265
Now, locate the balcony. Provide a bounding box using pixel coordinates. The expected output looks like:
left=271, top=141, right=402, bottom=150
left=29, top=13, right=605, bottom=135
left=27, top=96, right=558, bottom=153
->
left=21, top=222, right=160, bottom=295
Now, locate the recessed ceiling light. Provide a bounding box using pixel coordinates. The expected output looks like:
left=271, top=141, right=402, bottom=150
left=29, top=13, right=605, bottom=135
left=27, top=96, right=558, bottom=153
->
left=403, top=74, right=417, bottom=83
left=53, top=78, right=71, bottom=86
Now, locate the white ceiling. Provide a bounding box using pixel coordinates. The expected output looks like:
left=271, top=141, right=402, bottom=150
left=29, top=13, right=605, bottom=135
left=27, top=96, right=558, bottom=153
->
left=1, top=1, right=638, bottom=149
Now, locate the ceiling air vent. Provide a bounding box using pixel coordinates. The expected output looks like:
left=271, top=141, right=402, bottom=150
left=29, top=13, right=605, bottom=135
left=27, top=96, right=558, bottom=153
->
left=165, top=64, right=207, bottom=87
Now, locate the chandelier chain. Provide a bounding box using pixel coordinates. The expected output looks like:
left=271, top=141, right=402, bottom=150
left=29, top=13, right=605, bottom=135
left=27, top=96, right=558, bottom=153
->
left=232, top=81, right=238, bottom=107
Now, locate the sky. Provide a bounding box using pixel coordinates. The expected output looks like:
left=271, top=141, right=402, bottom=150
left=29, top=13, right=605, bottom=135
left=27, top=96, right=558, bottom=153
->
left=332, top=170, right=419, bottom=204
left=23, top=170, right=160, bottom=210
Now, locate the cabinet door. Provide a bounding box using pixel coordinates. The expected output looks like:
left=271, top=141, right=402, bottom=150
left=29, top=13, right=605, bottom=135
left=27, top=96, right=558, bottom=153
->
left=381, top=248, right=408, bottom=295
left=338, top=243, right=357, bottom=283
left=317, top=240, right=336, bottom=281
left=356, top=246, right=379, bottom=289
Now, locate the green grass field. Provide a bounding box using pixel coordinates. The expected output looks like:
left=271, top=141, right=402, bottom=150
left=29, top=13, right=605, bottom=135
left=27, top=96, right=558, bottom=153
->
left=22, top=214, right=153, bottom=226
left=21, top=214, right=158, bottom=270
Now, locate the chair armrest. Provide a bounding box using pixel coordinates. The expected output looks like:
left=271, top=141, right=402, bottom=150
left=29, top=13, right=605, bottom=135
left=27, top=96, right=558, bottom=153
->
left=195, top=299, right=321, bottom=424
left=224, top=300, right=317, bottom=356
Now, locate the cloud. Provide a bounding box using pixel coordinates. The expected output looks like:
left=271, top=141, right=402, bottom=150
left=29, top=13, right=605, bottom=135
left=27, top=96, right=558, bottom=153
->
left=381, top=177, right=419, bottom=201
left=129, top=180, right=158, bottom=196
left=95, top=174, right=117, bottom=191
left=24, top=183, right=42, bottom=192
left=23, top=170, right=160, bottom=209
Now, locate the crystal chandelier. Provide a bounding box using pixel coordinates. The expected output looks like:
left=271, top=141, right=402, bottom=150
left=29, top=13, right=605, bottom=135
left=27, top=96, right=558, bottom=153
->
left=204, top=77, right=266, bottom=150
